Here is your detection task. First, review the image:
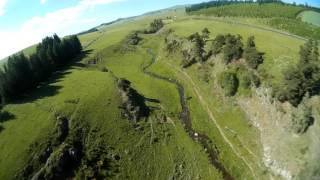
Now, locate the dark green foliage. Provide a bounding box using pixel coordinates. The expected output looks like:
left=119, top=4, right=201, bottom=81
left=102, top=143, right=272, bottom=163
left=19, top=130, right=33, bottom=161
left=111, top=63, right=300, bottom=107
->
left=146, top=19, right=164, bottom=34
left=291, top=100, right=314, bottom=134
left=244, top=36, right=264, bottom=69
left=222, top=34, right=243, bottom=64
left=202, top=27, right=211, bottom=40
left=275, top=40, right=320, bottom=106
left=211, top=34, right=226, bottom=55
left=219, top=71, right=239, bottom=96
left=0, top=34, right=82, bottom=103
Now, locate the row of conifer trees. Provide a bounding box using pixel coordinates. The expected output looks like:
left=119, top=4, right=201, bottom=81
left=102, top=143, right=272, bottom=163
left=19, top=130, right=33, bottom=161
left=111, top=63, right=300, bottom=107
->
left=0, top=34, right=82, bottom=104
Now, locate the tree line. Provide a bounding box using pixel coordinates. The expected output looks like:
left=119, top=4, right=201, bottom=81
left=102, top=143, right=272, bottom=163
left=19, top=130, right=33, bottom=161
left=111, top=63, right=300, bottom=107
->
left=0, top=34, right=82, bottom=104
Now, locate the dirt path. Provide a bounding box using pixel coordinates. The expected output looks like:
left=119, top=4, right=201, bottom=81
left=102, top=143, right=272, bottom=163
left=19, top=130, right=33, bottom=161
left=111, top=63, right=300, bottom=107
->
left=162, top=60, right=258, bottom=179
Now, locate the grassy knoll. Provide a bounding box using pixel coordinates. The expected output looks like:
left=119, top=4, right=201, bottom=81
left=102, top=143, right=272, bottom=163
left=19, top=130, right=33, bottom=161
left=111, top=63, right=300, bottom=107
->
left=298, top=10, right=320, bottom=26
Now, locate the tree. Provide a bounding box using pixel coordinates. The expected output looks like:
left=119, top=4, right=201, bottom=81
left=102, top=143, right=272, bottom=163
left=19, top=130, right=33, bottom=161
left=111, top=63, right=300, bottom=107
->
left=211, top=34, right=226, bottom=55
left=201, top=28, right=210, bottom=41
left=148, top=19, right=164, bottom=33
left=244, top=36, right=264, bottom=69
left=222, top=34, right=243, bottom=64
left=275, top=39, right=320, bottom=106
left=219, top=71, right=239, bottom=96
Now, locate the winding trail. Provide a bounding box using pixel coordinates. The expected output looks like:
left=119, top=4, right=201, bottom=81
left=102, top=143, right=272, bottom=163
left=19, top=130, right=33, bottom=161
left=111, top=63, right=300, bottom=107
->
left=143, top=49, right=233, bottom=180
left=162, top=60, right=258, bottom=179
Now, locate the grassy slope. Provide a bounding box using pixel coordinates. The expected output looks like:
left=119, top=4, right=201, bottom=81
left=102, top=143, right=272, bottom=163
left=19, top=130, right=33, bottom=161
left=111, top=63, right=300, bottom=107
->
left=0, top=68, right=119, bottom=178
left=0, top=11, right=222, bottom=179
left=0, top=7, right=307, bottom=179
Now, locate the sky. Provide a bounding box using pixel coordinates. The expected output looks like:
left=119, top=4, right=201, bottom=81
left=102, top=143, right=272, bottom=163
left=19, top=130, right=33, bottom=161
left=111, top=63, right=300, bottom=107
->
left=0, top=0, right=319, bottom=60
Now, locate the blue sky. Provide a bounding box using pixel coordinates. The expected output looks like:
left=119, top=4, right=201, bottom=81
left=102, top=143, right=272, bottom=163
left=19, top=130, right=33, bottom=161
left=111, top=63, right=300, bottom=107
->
left=0, top=0, right=319, bottom=59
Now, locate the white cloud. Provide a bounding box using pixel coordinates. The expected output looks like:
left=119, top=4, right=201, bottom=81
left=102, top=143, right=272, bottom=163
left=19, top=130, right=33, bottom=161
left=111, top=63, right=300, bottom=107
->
left=40, top=0, right=47, bottom=4
left=0, top=0, right=123, bottom=60
left=0, top=0, right=8, bottom=16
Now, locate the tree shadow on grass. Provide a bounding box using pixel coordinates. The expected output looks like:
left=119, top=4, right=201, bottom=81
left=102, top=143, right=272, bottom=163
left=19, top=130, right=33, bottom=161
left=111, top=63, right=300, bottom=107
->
left=0, top=110, right=15, bottom=133
left=69, top=49, right=94, bottom=69
left=0, top=111, right=15, bottom=123
left=11, top=50, right=94, bottom=105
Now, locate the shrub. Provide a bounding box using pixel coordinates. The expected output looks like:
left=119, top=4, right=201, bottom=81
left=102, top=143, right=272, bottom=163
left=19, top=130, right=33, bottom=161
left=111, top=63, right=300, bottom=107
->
left=291, top=101, right=314, bottom=134
left=146, top=19, right=164, bottom=34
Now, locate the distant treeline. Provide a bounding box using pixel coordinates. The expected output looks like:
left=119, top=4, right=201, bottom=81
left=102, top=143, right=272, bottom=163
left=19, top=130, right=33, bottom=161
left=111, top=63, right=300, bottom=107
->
left=0, top=34, right=82, bottom=104
left=186, top=0, right=318, bottom=13
left=187, top=1, right=307, bottom=19
left=187, top=0, right=283, bottom=12
left=77, top=28, right=98, bottom=36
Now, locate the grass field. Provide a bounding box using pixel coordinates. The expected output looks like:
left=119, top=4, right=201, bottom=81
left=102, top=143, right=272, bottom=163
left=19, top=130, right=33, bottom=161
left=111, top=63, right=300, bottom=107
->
left=298, top=10, right=320, bottom=26
left=0, top=6, right=313, bottom=179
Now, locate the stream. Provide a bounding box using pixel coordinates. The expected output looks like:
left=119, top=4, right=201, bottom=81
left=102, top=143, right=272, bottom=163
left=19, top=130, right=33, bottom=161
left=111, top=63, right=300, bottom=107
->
left=143, top=49, right=233, bottom=180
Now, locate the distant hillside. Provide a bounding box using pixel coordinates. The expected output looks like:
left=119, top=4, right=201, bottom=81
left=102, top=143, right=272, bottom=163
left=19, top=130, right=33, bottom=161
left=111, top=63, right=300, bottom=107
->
left=186, top=1, right=320, bottom=40
left=188, top=2, right=306, bottom=18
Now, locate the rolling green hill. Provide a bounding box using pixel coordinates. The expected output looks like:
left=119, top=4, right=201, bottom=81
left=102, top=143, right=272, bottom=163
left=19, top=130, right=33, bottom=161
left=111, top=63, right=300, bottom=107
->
left=0, top=3, right=319, bottom=180
left=298, top=10, right=320, bottom=26
left=187, top=2, right=320, bottom=40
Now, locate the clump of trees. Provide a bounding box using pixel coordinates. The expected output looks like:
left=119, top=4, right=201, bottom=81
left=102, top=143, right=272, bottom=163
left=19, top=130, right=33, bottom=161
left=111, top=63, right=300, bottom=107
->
left=274, top=39, right=320, bottom=106
left=0, top=34, right=82, bottom=104
left=244, top=36, right=264, bottom=69
left=208, top=34, right=244, bottom=64
left=145, top=19, right=164, bottom=34
left=181, top=28, right=211, bottom=67
left=126, top=32, right=142, bottom=45
left=222, top=34, right=244, bottom=64
left=165, top=32, right=182, bottom=53
left=218, top=71, right=239, bottom=96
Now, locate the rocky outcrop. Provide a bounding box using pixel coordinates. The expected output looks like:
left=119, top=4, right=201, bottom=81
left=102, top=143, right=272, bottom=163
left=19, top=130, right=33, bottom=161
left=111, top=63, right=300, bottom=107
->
left=31, top=143, right=81, bottom=180
left=118, top=79, right=150, bottom=122
left=56, top=116, right=69, bottom=143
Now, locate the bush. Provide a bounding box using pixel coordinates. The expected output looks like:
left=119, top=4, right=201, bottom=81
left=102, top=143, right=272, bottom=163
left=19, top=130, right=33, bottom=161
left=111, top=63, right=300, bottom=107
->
left=219, top=71, right=239, bottom=96
left=291, top=101, right=314, bottom=134
left=146, top=19, right=164, bottom=34
left=126, top=32, right=142, bottom=45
